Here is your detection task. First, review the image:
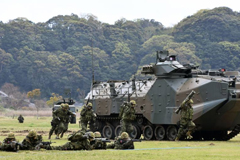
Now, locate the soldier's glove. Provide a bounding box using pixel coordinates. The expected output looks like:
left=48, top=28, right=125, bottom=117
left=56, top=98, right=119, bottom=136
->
left=83, top=135, right=89, bottom=139
left=35, top=143, right=43, bottom=150
left=10, top=142, right=16, bottom=148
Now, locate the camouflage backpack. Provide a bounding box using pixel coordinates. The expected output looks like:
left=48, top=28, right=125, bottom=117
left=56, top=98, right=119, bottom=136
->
left=68, top=131, right=85, bottom=142
left=119, top=101, right=128, bottom=118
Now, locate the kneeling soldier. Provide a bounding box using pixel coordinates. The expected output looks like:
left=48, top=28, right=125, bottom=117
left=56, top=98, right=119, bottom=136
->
left=18, top=115, right=24, bottom=123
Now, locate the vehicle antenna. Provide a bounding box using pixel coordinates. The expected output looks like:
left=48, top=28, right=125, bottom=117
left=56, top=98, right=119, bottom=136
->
left=91, top=38, right=94, bottom=99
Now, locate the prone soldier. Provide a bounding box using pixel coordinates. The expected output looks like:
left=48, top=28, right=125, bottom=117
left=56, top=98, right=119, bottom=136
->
left=90, top=131, right=109, bottom=150
left=20, top=130, right=43, bottom=150
left=80, top=102, right=96, bottom=132
left=42, top=131, right=95, bottom=150
left=0, top=132, right=21, bottom=152
left=107, top=132, right=134, bottom=149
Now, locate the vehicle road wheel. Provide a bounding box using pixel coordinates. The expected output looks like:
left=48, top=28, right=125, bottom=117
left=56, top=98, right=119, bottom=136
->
left=143, top=125, right=154, bottom=140
left=102, top=124, right=114, bottom=139
left=166, top=125, right=177, bottom=141
left=129, top=125, right=141, bottom=139
left=114, top=125, right=122, bottom=137
left=155, top=125, right=165, bottom=140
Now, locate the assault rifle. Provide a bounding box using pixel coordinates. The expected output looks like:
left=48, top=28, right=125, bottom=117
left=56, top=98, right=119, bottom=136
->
left=10, top=141, right=22, bottom=152
left=35, top=141, right=55, bottom=150
left=41, top=141, right=56, bottom=145
left=94, top=138, right=111, bottom=143
left=119, top=139, right=142, bottom=144
left=85, top=96, right=90, bottom=106
left=175, top=90, right=196, bottom=114
left=131, top=139, right=142, bottom=142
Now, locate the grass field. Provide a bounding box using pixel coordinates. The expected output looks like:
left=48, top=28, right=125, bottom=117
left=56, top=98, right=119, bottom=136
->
left=0, top=116, right=240, bottom=160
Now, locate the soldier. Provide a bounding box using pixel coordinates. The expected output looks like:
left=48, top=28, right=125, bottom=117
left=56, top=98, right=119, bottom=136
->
left=120, top=100, right=136, bottom=135
left=43, top=131, right=94, bottom=150
left=90, top=131, right=107, bottom=150
left=175, top=99, right=196, bottom=141
left=107, top=132, right=134, bottom=149
left=20, top=130, right=43, bottom=150
left=1, top=132, right=20, bottom=152
left=48, top=105, right=62, bottom=139
left=80, top=102, right=96, bottom=132
left=18, top=115, right=24, bottom=123
left=53, top=103, right=76, bottom=139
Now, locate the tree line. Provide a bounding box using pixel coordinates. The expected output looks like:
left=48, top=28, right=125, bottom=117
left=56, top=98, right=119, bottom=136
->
left=1, top=7, right=240, bottom=106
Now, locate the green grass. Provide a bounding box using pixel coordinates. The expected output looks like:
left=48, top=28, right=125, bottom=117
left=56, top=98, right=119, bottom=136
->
left=0, top=116, right=240, bottom=160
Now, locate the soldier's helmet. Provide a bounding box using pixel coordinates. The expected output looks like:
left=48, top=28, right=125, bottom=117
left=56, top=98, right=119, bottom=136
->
left=64, top=103, right=69, bottom=109
left=86, top=131, right=95, bottom=139
left=120, top=132, right=129, bottom=139
left=60, top=103, right=65, bottom=108
left=7, top=132, right=15, bottom=139
left=28, top=130, right=37, bottom=138
left=87, top=102, right=93, bottom=107
left=94, top=131, right=101, bottom=138
left=189, top=99, right=194, bottom=104
left=130, top=100, right=136, bottom=106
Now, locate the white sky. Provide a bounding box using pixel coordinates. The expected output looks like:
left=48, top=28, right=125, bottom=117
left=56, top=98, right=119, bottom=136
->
left=1, top=0, right=240, bottom=27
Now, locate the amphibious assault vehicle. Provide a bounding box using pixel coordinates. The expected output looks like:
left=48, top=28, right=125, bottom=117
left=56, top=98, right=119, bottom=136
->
left=86, top=51, right=240, bottom=140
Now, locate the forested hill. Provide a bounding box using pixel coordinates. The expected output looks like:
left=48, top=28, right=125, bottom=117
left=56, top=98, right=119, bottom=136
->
left=0, top=7, right=240, bottom=100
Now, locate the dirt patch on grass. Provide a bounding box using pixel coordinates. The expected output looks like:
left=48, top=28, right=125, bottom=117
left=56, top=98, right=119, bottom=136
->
left=0, top=129, right=76, bottom=136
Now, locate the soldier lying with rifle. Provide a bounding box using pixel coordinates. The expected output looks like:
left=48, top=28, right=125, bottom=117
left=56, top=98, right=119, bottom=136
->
left=175, top=90, right=196, bottom=141
left=107, top=132, right=141, bottom=149
left=0, top=132, right=21, bottom=152
left=39, top=131, right=95, bottom=150
left=20, top=130, right=43, bottom=150
left=90, top=131, right=111, bottom=149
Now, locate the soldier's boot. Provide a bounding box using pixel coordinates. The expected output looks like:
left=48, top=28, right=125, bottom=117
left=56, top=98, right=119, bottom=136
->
left=55, top=134, right=60, bottom=139
left=48, top=130, right=54, bottom=139
left=60, top=132, right=64, bottom=138
left=175, top=137, right=179, bottom=141
left=186, top=131, right=193, bottom=139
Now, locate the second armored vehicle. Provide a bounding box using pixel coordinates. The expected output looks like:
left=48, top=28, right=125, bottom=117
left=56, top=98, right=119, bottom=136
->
left=53, top=98, right=78, bottom=124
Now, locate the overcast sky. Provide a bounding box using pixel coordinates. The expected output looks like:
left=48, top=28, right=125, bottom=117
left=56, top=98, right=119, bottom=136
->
left=1, top=0, right=240, bottom=27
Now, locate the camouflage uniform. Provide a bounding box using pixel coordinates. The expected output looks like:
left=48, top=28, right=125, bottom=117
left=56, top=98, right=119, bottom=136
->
left=53, top=103, right=75, bottom=139
left=120, top=100, right=136, bottom=135
left=46, top=131, right=94, bottom=150
left=80, top=103, right=96, bottom=132
left=20, top=130, right=43, bottom=150
left=90, top=132, right=107, bottom=150
left=18, top=115, right=24, bottom=123
left=48, top=105, right=62, bottom=139
left=175, top=99, right=196, bottom=140
left=107, top=132, right=134, bottom=149
left=1, top=132, right=20, bottom=152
